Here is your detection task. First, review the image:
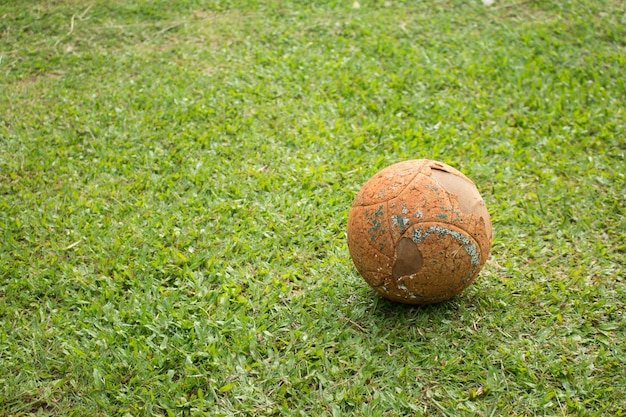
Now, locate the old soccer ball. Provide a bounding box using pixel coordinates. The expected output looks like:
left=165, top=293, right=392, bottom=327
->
left=347, top=159, right=492, bottom=305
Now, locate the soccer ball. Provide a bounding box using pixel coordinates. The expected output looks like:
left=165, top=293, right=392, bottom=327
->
left=347, top=159, right=492, bottom=305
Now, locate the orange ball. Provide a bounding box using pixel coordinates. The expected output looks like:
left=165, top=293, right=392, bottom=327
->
left=347, top=159, right=492, bottom=305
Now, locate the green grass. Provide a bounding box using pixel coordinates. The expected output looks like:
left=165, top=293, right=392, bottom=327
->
left=1, top=0, right=624, bottom=415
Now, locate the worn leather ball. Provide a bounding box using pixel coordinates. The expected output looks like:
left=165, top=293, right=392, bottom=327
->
left=347, top=159, right=492, bottom=305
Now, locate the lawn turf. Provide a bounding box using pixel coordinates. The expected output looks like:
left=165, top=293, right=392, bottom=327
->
left=1, top=0, right=625, bottom=415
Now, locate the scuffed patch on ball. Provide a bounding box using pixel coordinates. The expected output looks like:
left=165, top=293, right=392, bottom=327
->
left=392, top=238, right=423, bottom=278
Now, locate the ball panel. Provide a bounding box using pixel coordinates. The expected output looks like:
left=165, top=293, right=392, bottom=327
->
left=347, top=203, right=395, bottom=260
left=347, top=204, right=393, bottom=280
left=430, top=166, right=492, bottom=243
left=376, top=222, right=483, bottom=304
left=352, top=160, right=429, bottom=207
left=430, top=167, right=483, bottom=215
left=390, top=162, right=492, bottom=258
left=388, top=171, right=457, bottom=238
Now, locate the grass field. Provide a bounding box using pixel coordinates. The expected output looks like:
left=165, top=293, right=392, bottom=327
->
left=1, top=0, right=625, bottom=415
